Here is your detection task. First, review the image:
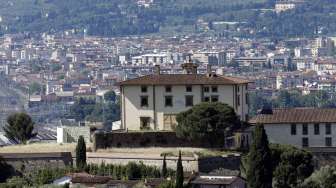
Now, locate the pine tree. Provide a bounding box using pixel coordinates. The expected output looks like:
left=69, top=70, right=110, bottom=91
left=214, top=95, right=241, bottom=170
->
left=175, top=151, right=184, bottom=188
left=162, top=154, right=168, bottom=178
left=76, top=136, right=87, bottom=169
left=4, top=113, right=37, bottom=144
left=247, top=125, right=273, bottom=188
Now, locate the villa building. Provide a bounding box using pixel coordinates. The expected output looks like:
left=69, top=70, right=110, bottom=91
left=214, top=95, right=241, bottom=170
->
left=118, top=62, right=250, bottom=131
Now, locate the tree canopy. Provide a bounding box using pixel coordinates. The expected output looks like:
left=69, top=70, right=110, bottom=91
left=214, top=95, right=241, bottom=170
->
left=242, top=142, right=314, bottom=188
left=3, top=112, right=36, bottom=144
left=69, top=98, right=120, bottom=125
left=104, top=90, right=117, bottom=102
left=272, top=144, right=314, bottom=188
left=176, top=102, right=240, bottom=147
left=300, top=165, right=336, bottom=188
left=1, top=0, right=336, bottom=37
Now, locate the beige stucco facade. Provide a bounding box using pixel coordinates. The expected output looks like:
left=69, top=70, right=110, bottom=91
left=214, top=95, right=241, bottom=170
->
left=121, top=83, right=249, bottom=131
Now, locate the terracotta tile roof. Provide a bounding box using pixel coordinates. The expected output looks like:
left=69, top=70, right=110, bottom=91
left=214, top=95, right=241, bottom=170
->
left=249, top=108, right=336, bottom=124
left=117, top=74, right=250, bottom=86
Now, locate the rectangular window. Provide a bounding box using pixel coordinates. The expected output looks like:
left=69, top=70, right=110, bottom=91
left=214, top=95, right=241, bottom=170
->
left=326, top=137, right=332, bottom=147
left=246, top=93, right=249, bottom=105
left=211, top=86, right=218, bottom=92
left=186, top=85, right=192, bottom=92
left=326, top=123, right=332, bottom=135
left=211, top=96, right=219, bottom=102
left=302, top=124, right=308, bottom=135
left=141, top=86, right=147, bottom=93
left=165, top=96, right=173, bottom=107
left=140, top=117, right=151, bottom=130
left=302, top=138, right=309, bottom=147
left=291, top=124, right=297, bottom=135
left=140, top=96, right=148, bottom=107
left=203, top=87, right=210, bottom=93
left=165, top=86, right=172, bottom=93
left=185, top=95, right=193, bottom=107
left=203, top=96, right=210, bottom=102
left=314, top=123, right=320, bottom=135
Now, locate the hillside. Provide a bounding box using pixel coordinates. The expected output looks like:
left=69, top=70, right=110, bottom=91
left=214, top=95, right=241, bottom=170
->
left=0, top=0, right=335, bottom=38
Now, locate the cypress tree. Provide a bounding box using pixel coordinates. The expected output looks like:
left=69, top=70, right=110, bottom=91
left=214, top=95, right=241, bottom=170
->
left=162, top=154, right=168, bottom=178
left=247, top=125, right=272, bottom=188
left=176, top=151, right=184, bottom=188
left=76, top=136, right=87, bottom=169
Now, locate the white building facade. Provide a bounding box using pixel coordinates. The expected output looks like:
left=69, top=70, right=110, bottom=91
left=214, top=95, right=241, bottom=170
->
left=250, top=108, right=336, bottom=148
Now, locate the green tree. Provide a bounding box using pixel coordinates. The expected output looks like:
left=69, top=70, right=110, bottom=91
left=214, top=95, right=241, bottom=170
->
left=28, top=82, right=43, bottom=95
left=51, top=63, right=62, bottom=72
left=3, top=113, right=37, bottom=144
left=246, top=125, right=272, bottom=188
left=272, top=144, right=314, bottom=188
left=300, top=165, right=336, bottom=188
left=76, top=136, right=87, bottom=169
left=104, top=90, right=116, bottom=102
left=175, top=151, right=183, bottom=188
left=176, top=102, right=240, bottom=147
left=162, top=154, right=168, bottom=178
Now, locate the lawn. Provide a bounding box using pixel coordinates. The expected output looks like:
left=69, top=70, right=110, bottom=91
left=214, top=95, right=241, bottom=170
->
left=0, top=143, right=78, bottom=154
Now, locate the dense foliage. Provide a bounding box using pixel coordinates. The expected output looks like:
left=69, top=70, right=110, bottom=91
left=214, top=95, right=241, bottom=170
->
left=84, top=162, right=171, bottom=180
left=271, top=144, right=314, bottom=188
left=0, top=161, right=172, bottom=186
left=3, top=112, right=37, bottom=144
left=69, top=98, right=120, bottom=125
left=246, top=125, right=273, bottom=188
left=300, top=165, right=336, bottom=188
left=242, top=140, right=314, bottom=188
left=1, top=0, right=336, bottom=37
left=176, top=102, right=240, bottom=147
left=249, top=90, right=336, bottom=116
left=76, top=135, right=87, bottom=169
left=28, top=82, right=43, bottom=95
left=104, top=90, right=117, bottom=102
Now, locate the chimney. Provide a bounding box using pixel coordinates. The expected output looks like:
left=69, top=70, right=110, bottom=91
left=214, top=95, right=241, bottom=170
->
left=154, top=65, right=160, bottom=75
left=181, top=57, right=199, bottom=75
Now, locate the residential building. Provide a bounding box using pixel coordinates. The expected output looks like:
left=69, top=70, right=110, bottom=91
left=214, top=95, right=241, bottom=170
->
left=275, top=0, right=304, bottom=13
left=233, top=57, right=268, bottom=72
left=250, top=108, right=336, bottom=148
left=131, top=53, right=170, bottom=66
left=118, top=62, right=250, bottom=131
left=192, top=51, right=226, bottom=66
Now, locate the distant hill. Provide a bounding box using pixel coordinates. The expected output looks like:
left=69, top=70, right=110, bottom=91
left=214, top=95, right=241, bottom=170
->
left=0, top=0, right=334, bottom=38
